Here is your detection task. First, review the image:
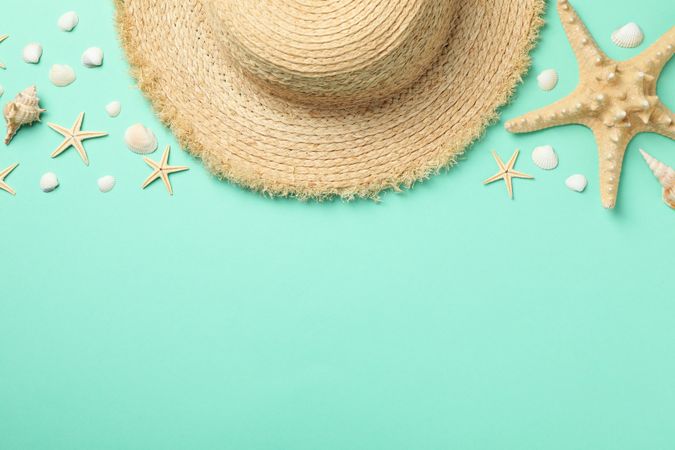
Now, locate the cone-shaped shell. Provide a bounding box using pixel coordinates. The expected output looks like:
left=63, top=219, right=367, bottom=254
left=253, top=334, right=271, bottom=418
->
left=640, top=149, right=675, bottom=209
left=3, top=85, right=45, bottom=144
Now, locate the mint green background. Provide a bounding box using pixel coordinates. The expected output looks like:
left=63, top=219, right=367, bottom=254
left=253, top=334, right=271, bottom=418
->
left=1, top=1, right=674, bottom=448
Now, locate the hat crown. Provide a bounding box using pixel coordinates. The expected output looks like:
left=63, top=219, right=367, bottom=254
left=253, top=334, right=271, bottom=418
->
left=211, top=0, right=455, bottom=106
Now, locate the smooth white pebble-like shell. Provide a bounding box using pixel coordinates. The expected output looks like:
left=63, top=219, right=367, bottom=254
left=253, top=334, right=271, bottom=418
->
left=124, top=124, right=158, bottom=154
left=537, top=69, right=558, bottom=91
left=611, top=22, right=644, bottom=48
left=97, top=175, right=116, bottom=193
left=0, top=85, right=4, bottom=97
left=40, top=172, right=59, bottom=192
left=49, top=64, right=76, bottom=87
left=105, top=101, right=121, bottom=118
left=22, top=43, right=43, bottom=64
left=531, top=145, right=559, bottom=170
left=81, top=47, right=103, bottom=67
left=58, top=11, right=79, bottom=31
left=565, top=174, right=588, bottom=193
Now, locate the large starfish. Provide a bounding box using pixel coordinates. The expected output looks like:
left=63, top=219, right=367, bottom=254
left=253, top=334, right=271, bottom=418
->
left=483, top=149, right=533, bottom=199
left=505, top=0, right=674, bottom=208
left=0, top=163, right=19, bottom=195
left=0, top=34, right=7, bottom=69
left=141, top=145, right=189, bottom=195
left=48, top=113, right=108, bottom=166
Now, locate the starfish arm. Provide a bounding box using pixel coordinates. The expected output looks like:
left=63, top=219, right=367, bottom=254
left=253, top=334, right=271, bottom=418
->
left=593, top=127, right=630, bottom=209
left=629, top=27, right=675, bottom=80
left=48, top=123, right=71, bottom=137
left=141, top=171, right=160, bottom=189
left=647, top=103, right=675, bottom=140
left=71, top=139, right=90, bottom=166
left=164, top=165, right=189, bottom=175
left=504, top=175, right=514, bottom=199
left=483, top=173, right=505, bottom=185
left=556, top=0, right=608, bottom=78
left=0, top=181, right=15, bottom=195
left=160, top=172, right=174, bottom=196
left=509, top=170, right=534, bottom=180
left=144, top=157, right=161, bottom=170
left=72, top=113, right=85, bottom=133
left=50, top=139, right=73, bottom=158
left=506, top=94, right=585, bottom=133
left=491, top=151, right=506, bottom=171
left=77, top=131, right=108, bottom=140
left=0, top=163, right=18, bottom=178
left=160, top=146, right=171, bottom=166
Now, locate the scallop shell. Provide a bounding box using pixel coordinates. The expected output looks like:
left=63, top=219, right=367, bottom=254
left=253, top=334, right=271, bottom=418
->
left=40, top=172, right=59, bottom=192
left=3, top=85, right=45, bottom=145
left=531, top=145, right=558, bottom=170
left=105, top=101, right=121, bottom=118
left=640, top=149, right=675, bottom=209
left=22, top=43, right=43, bottom=64
left=565, top=174, right=588, bottom=193
left=49, top=64, right=76, bottom=87
left=81, top=47, right=104, bottom=67
left=58, top=11, right=79, bottom=32
left=611, top=22, right=644, bottom=49
left=124, top=124, right=158, bottom=154
left=97, top=175, right=116, bottom=193
left=537, top=69, right=558, bottom=91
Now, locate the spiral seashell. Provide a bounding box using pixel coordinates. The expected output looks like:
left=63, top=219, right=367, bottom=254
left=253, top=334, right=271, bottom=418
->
left=611, top=23, right=644, bottom=49
left=640, top=149, right=675, bottom=209
left=3, top=85, right=46, bottom=145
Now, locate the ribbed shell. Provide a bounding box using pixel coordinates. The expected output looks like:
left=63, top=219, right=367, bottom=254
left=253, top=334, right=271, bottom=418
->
left=3, top=85, right=45, bottom=144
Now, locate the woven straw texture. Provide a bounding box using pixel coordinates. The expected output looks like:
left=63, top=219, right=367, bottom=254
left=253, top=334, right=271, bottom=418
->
left=116, top=0, right=545, bottom=199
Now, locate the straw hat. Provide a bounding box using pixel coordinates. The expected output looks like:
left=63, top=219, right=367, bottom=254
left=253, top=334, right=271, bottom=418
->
left=116, top=0, right=544, bottom=198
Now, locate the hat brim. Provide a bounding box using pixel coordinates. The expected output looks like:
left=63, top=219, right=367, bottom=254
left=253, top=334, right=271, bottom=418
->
left=116, top=0, right=545, bottom=199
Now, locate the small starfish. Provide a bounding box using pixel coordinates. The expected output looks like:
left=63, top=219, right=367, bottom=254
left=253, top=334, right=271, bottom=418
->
left=0, top=34, right=7, bottom=69
left=484, top=149, right=533, bottom=199
left=141, top=145, right=189, bottom=195
left=0, top=163, right=19, bottom=195
left=506, top=0, right=674, bottom=208
left=48, top=113, right=108, bottom=166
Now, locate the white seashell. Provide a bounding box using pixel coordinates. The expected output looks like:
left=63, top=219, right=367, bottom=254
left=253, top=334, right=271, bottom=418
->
left=105, top=101, right=121, bottom=118
left=58, top=11, right=79, bottom=32
left=40, top=172, right=59, bottom=192
left=537, top=69, right=558, bottom=91
left=640, top=149, right=675, bottom=209
left=97, top=175, right=116, bottom=193
left=611, top=22, right=644, bottom=49
left=81, top=47, right=103, bottom=67
left=565, top=174, right=588, bottom=193
left=124, top=124, right=158, bottom=154
left=531, top=145, right=559, bottom=170
left=49, top=64, right=76, bottom=87
left=3, top=85, right=46, bottom=144
left=22, top=43, right=43, bottom=64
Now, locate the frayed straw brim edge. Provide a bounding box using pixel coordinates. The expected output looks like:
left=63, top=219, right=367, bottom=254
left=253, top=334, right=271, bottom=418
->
left=114, top=0, right=546, bottom=201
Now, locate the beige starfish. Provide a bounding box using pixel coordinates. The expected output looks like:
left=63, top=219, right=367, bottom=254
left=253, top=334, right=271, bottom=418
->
left=141, top=145, right=189, bottom=195
left=484, top=149, right=533, bottom=199
left=0, top=34, right=7, bottom=69
left=505, top=0, right=674, bottom=208
left=48, top=113, right=108, bottom=166
left=0, top=163, right=19, bottom=195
